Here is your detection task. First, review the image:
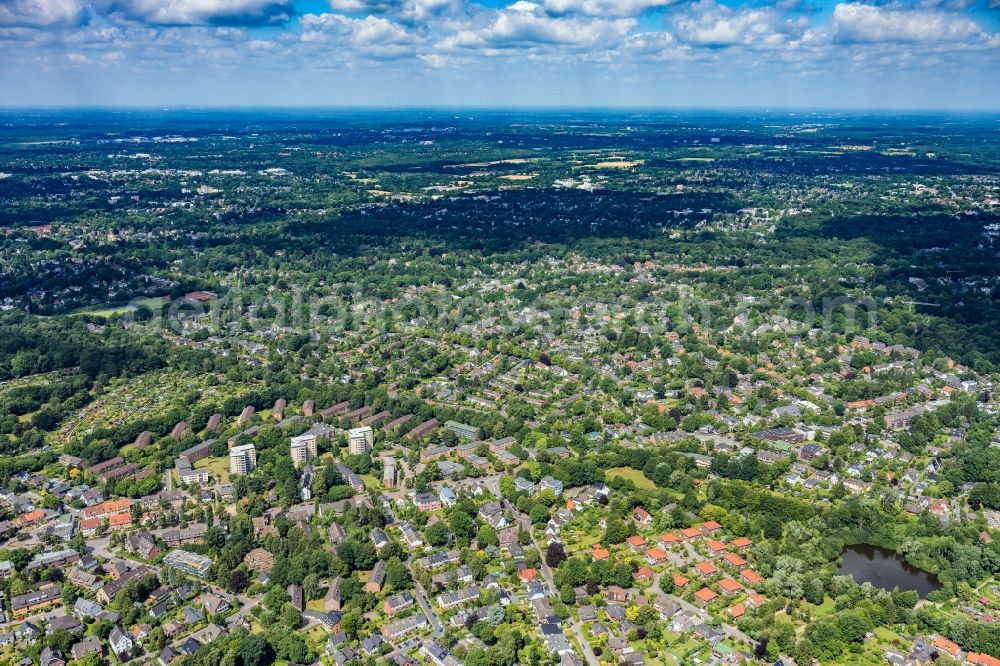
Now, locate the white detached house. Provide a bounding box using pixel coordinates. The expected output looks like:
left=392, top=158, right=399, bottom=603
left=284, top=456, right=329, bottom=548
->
left=109, top=626, right=133, bottom=661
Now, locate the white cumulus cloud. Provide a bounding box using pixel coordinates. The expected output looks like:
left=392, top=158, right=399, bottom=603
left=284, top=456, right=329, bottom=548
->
left=543, top=0, right=679, bottom=18
left=94, top=0, right=293, bottom=26
left=670, top=0, right=802, bottom=47
left=326, top=0, right=460, bottom=22
left=0, top=0, right=85, bottom=28
left=439, top=2, right=635, bottom=50
left=832, top=3, right=984, bottom=43
left=300, top=12, right=421, bottom=58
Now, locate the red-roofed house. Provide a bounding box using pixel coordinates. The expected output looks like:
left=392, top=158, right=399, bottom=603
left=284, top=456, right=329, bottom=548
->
left=706, top=540, right=727, bottom=555
left=109, top=513, right=132, bottom=530
left=636, top=567, right=654, bottom=583
left=633, top=507, right=653, bottom=525
left=730, top=536, right=753, bottom=550
left=645, top=548, right=668, bottom=566
left=659, top=532, right=680, bottom=547
left=722, top=553, right=746, bottom=568
left=740, top=569, right=763, bottom=585
left=932, top=636, right=960, bottom=658
left=80, top=518, right=102, bottom=536
left=695, top=561, right=717, bottom=576
left=672, top=573, right=690, bottom=588
left=681, top=527, right=703, bottom=540
left=627, top=535, right=648, bottom=551
left=719, top=578, right=743, bottom=595
left=82, top=499, right=132, bottom=521
left=16, top=510, right=45, bottom=528
left=694, top=587, right=718, bottom=605
left=701, top=520, right=722, bottom=533
left=729, top=603, right=745, bottom=619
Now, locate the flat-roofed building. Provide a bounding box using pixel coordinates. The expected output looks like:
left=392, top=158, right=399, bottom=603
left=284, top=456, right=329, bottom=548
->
left=444, top=421, right=480, bottom=442
left=348, top=426, right=374, bottom=455
left=229, top=444, right=257, bottom=476
left=290, top=434, right=318, bottom=468
left=176, top=459, right=209, bottom=485
left=163, top=549, right=213, bottom=579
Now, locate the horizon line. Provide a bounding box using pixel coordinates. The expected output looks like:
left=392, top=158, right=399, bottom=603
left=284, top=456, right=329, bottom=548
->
left=2, top=104, right=1000, bottom=114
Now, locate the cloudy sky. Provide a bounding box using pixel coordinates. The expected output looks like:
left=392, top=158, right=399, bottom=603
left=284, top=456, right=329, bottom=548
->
left=1, top=0, right=999, bottom=108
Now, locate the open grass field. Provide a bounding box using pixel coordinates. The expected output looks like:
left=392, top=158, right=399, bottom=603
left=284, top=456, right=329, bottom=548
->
left=195, top=456, right=231, bottom=484
left=592, top=160, right=642, bottom=168
left=72, top=295, right=169, bottom=318
left=605, top=466, right=656, bottom=490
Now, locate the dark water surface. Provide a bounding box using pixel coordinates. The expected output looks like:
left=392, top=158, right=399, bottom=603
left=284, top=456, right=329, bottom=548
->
left=838, top=544, right=941, bottom=596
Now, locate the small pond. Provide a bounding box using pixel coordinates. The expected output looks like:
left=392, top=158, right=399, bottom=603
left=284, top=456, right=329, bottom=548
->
left=838, top=544, right=941, bottom=597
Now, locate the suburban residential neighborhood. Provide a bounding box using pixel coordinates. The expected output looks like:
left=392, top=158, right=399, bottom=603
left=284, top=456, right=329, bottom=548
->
left=3, top=111, right=1000, bottom=666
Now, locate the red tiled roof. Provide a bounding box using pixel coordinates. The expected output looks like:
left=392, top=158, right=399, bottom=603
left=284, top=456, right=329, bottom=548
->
left=932, top=636, right=960, bottom=657
left=719, top=578, right=743, bottom=594
left=722, top=553, right=746, bottom=567
left=695, top=561, right=717, bottom=576
left=645, top=548, right=667, bottom=561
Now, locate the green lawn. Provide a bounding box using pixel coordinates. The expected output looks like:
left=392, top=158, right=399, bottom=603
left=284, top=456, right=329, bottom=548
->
left=195, top=456, right=231, bottom=484
left=72, top=296, right=168, bottom=318
left=806, top=597, right=837, bottom=618
left=303, top=624, right=328, bottom=650
left=569, top=531, right=603, bottom=552
left=873, top=626, right=901, bottom=643
left=606, top=467, right=656, bottom=490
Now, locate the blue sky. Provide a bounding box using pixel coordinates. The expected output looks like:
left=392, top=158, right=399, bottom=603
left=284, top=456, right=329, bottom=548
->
left=1, top=0, right=999, bottom=109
